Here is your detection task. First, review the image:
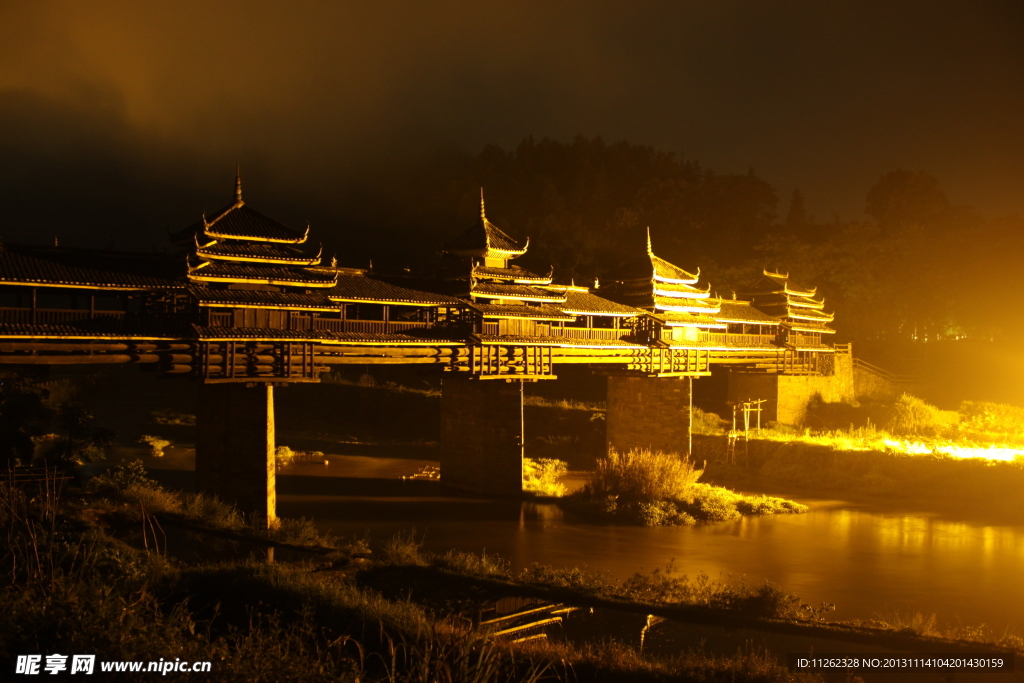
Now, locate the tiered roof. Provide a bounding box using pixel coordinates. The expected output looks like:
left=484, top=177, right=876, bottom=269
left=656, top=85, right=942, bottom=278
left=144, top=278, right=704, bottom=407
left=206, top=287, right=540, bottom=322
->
left=442, top=190, right=573, bottom=319
left=445, top=190, right=529, bottom=259
left=603, top=230, right=722, bottom=327
left=738, top=270, right=835, bottom=334
left=179, top=171, right=337, bottom=295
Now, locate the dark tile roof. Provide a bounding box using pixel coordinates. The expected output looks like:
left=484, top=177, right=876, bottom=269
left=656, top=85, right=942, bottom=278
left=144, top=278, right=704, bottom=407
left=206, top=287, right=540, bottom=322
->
left=0, top=245, right=182, bottom=290
left=653, top=312, right=726, bottom=327
left=651, top=254, right=699, bottom=282
left=473, top=265, right=550, bottom=282
left=196, top=241, right=319, bottom=263
left=188, top=287, right=339, bottom=310
left=653, top=281, right=711, bottom=295
left=188, top=262, right=337, bottom=287
left=471, top=283, right=566, bottom=302
left=198, top=204, right=308, bottom=242
left=473, top=334, right=644, bottom=347
left=472, top=303, right=574, bottom=320
left=558, top=289, right=640, bottom=316
left=446, top=215, right=525, bottom=255
left=653, top=295, right=721, bottom=312
left=613, top=251, right=700, bottom=283
left=327, top=274, right=464, bottom=305
left=715, top=300, right=781, bottom=324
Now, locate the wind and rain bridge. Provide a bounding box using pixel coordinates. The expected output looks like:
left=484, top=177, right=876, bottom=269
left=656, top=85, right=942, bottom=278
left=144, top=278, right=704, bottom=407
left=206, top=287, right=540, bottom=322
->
left=0, top=174, right=851, bottom=524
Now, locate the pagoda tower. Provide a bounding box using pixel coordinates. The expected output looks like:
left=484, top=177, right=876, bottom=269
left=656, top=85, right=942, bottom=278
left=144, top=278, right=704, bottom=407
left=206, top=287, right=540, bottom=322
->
left=171, top=169, right=339, bottom=335
left=602, top=230, right=723, bottom=343
left=442, top=190, right=569, bottom=337
left=737, top=269, right=835, bottom=349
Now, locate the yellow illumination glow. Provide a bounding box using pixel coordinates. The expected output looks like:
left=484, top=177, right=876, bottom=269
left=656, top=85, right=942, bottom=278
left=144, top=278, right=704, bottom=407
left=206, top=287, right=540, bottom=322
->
left=883, top=439, right=1024, bottom=462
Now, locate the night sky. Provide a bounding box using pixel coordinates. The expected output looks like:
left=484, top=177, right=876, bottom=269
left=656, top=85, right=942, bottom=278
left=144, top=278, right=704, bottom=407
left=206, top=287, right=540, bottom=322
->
left=2, top=1, right=1022, bottom=249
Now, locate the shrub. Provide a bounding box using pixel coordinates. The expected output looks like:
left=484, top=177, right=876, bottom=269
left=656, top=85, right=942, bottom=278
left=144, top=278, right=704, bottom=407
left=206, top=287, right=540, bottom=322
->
left=138, top=434, right=171, bottom=457
left=89, top=458, right=159, bottom=495
left=887, top=393, right=959, bottom=437
left=735, top=494, right=808, bottom=515
left=588, top=448, right=703, bottom=502
left=275, top=445, right=297, bottom=466
left=181, top=492, right=244, bottom=529
left=636, top=500, right=696, bottom=526
left=150, top=410, right=196, bottom=426
left=522, top=458, right=567, bottom=497
left=382, top=529, right=426, bottom=566
left=691, top=407, right=727, bottom=435
left=958, top=401, right=1024, bottom=442
left=677, top=483, right=742, bottom=522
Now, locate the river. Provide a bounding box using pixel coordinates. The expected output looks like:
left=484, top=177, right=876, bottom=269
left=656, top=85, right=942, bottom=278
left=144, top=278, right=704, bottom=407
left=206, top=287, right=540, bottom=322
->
left=121, top=446, right=1024, bottom=637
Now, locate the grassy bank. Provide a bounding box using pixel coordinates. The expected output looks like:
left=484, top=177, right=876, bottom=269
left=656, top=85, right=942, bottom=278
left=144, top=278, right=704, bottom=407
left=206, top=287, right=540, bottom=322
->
left=2, top=466, right=841, bottom=683
left=6, top=462, right=1021, bottom=681
left=566, top=449, right=807, bottom=526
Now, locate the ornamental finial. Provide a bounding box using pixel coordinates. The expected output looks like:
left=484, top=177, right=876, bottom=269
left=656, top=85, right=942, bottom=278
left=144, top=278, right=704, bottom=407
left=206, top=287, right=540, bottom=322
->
left=234, top=165, right=243, bottom=205
left=646, top=227, right=653, bottom=255
left=480, top=187, right=486, bottom=219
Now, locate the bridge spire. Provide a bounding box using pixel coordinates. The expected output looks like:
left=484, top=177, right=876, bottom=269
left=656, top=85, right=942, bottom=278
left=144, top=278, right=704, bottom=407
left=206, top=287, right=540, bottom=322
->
left=234, top=165, right=244, bottom=206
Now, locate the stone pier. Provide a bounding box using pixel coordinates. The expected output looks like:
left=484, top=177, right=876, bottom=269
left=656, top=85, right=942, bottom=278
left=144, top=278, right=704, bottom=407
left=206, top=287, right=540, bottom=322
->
left=728, top=352, right=855, bottom=426
left=195, top=382, right=276, bottom=526
left=439, top=378, right=524, bottom=495
left=606, top=376, right=692, bottom=456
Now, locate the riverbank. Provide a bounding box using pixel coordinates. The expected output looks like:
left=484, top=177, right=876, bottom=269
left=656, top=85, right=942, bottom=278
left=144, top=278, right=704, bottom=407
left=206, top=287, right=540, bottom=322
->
left=694, top=435, right=1024, bottom=520
left=6, top=468, right=1020, bottom=682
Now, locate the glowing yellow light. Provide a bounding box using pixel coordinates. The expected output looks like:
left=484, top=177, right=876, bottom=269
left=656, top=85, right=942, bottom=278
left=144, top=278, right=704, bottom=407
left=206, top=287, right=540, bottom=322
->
left=883, top=439, right=1024, bottom=463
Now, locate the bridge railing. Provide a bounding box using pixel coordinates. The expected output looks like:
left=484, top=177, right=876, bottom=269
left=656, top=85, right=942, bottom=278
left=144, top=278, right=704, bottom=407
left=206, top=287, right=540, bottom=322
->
left=312, top=319, right=431, bottom=334
left=698, top=332, right=776, bottom=347
left=549, top=327, right=624, bottom=341
left=0, top=308, right=126, bottom=324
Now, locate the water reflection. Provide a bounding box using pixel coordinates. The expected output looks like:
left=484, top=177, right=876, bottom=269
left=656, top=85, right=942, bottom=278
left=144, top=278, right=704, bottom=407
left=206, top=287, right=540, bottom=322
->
left=108, top=449, right=1024, bottom=635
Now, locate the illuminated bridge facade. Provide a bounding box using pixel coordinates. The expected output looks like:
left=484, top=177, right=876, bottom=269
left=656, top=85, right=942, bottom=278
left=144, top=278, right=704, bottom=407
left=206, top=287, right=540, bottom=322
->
left=0, top=175, right=846, bottom=522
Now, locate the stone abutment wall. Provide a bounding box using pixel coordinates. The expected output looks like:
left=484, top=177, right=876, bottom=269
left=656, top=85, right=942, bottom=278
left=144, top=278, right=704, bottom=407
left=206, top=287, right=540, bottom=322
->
left=606, top=376, right=693, bottom=456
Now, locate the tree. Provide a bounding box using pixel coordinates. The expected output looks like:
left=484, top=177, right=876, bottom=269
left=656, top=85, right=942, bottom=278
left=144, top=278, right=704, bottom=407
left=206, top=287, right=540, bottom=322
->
left=0, top=374, right=53, bottom=468
left=785, top=189, right=808, bottom=227
left=865, top=170, right=949, bottom=227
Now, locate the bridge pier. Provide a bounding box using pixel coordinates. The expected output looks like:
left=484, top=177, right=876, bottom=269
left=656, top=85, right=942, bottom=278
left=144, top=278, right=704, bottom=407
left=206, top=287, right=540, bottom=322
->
left=439, top=377, right=524, bottom=495
left=728, top=352, right=854, bottom=426
left=606, top=376, right=693, bottom=456
left=195, top=382, right=276, bottom=527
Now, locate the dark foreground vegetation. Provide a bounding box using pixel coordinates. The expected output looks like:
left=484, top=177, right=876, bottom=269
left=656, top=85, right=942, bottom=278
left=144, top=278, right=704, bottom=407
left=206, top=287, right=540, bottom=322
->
left=5, top=461, right=1021, bottom=682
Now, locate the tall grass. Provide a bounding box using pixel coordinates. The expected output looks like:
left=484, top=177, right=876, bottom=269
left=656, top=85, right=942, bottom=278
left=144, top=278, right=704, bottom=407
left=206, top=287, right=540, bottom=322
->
left=588, top=448, right=704, bottom=501
left=522, top=458, right=567, bottom=497
left=887, top=393, right=959, bottom=437
left=576, top=448, right=805, bottom=525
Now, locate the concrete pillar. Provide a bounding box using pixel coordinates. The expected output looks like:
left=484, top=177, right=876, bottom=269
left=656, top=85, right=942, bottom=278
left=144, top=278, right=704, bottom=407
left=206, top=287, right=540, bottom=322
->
left=439, top=378, right=523, bottom=495
left=195, top=382, right=276, bottom=526
left=606, top=376, right=692, bottom=456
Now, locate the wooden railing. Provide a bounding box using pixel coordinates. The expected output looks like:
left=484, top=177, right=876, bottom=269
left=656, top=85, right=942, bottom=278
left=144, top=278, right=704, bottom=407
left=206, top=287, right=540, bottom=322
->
left=313, top=319, right=430, bottom=334
left=549, top=327, right=623, bottom=340
left=698, top=332, right=776, bottom=346
left=0, top=308, right=126, bottom=324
